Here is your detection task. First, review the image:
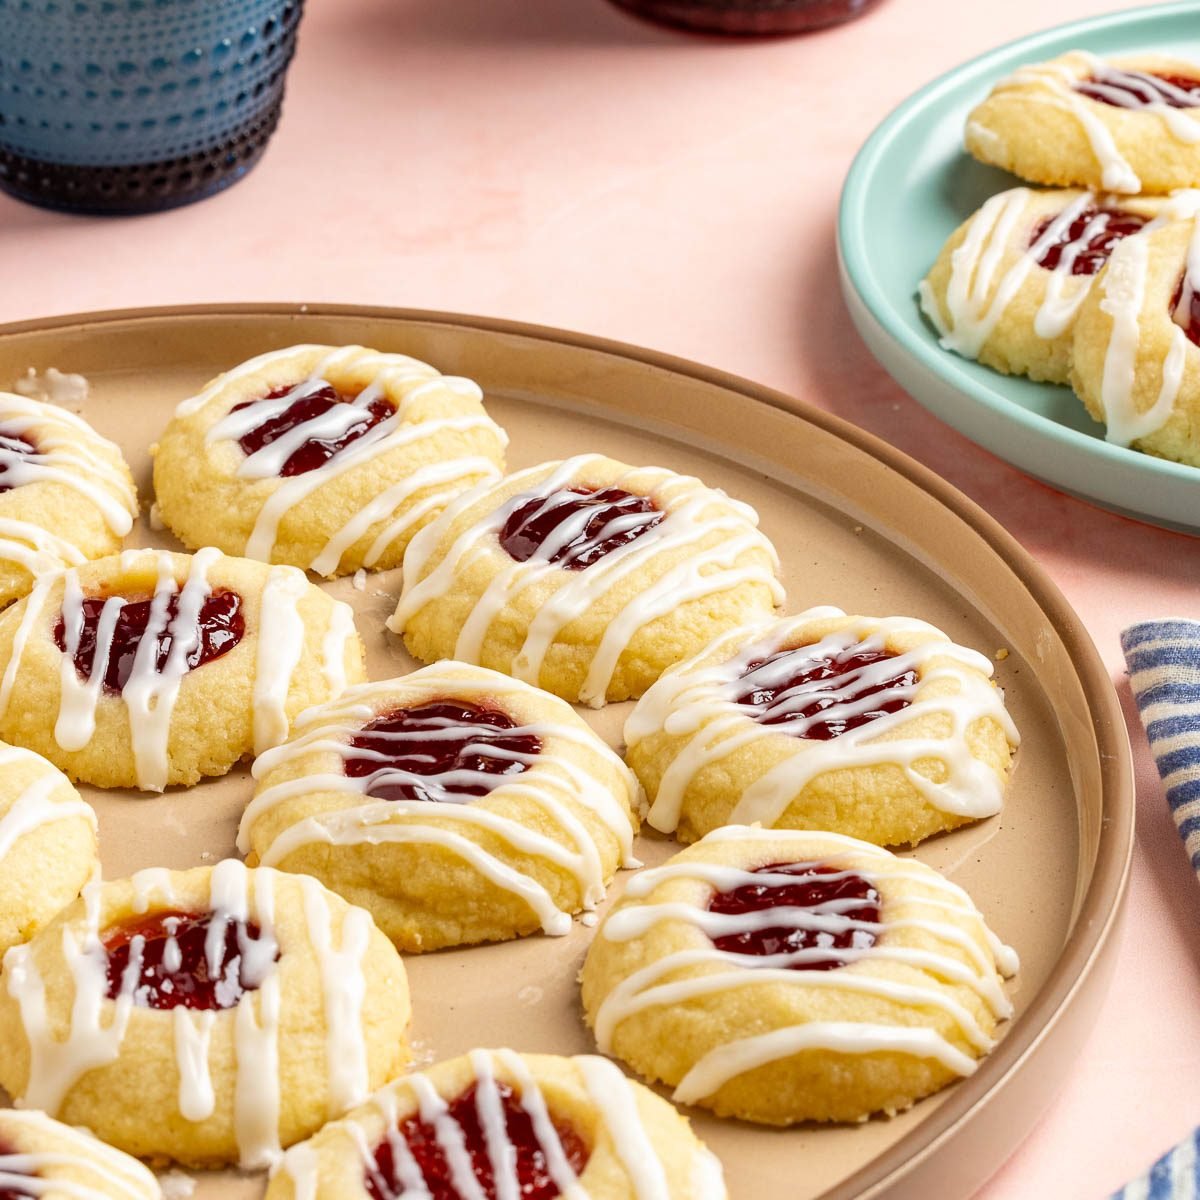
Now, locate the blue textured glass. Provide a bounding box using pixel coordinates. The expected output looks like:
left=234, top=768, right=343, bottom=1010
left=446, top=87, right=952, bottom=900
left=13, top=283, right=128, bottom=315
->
left=0, top=0, right=304, bottom=212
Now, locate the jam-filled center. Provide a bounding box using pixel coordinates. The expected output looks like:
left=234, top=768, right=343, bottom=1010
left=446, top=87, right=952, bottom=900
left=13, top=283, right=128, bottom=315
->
left=1172, top=275, right=1200, bottom=348
left=0, top=427, right=40, bottom=496
left=731, top=645, right=916, bottom=741
left=1031, top=206, right=1147, bottom=275
left=54, top=588, right=244, bottom=694
left=708, top=861, right=881, bottom=969
left=102, top=910, right=279, bottom=1011
left=0, top=1139, right=35, bottom=1200
left=499, top=486, right=663, bottom=570
left=1075, top=70, right=1200, bottom=110
left=365, top=1080, right=590, bottom=1200
left=343, top=701, right=542, bottom=804
left=232, top=381, right=394, bottom=477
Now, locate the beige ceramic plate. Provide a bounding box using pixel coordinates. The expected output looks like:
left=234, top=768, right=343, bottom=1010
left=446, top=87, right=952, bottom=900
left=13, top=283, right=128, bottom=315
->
left=0, top=304, right=1132, bottom=1200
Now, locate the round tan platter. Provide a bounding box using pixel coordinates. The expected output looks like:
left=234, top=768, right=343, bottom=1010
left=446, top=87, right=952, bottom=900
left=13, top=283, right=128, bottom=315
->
left=0, top=304, right=1133, bottom=1200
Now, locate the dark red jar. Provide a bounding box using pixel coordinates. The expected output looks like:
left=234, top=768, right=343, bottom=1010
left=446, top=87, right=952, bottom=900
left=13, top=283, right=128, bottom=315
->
left=606, top=0, right=886, bottom=35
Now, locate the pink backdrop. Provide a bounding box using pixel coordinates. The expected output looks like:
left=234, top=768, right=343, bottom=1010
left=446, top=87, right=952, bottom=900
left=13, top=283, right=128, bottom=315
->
left=3, top=1, right=1198, bottom=1194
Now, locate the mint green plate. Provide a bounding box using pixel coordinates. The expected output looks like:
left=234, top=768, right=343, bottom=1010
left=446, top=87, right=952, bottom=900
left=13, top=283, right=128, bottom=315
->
left=838, top=1, right=1200, bottom=534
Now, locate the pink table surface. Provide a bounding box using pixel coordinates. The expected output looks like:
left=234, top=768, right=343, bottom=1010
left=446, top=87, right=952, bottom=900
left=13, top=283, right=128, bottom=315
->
left=2, top=0, right=1198, bottom=1195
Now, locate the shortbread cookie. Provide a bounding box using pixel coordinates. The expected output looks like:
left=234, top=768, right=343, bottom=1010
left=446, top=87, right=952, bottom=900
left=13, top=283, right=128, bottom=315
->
left=239, top=662, right=641, bottom=952
left=965, top=51, right=1200, bottom=195
left=0, top=861, right=411, bottom=1168
left=0, top=393, right=137, bottom=610
left=0, top=547, right=365, bottom=790
left=919, top=187, right=1200, bottom=382
left=269, top=1050, right=726, bottom=1200
left=0, top=741, right=97, bottom=955
left=389, top=455, right=783, bottom=706
left=625, top=608, right=1018, bottom=846
left=0, top=1109, right=159, bottom=1200
left=1071, top=214, right=1200, bottom=465
left=580, top=827, right=1018, bottom=1125
left=152, top=344, right=507, bottom=576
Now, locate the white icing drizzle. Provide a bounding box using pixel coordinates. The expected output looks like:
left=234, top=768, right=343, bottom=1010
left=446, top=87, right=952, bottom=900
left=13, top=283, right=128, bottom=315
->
left=173, top=1008, right=217, bottom=1121
left=4, top=880, right=134, bottom=1113
left=253, top=566, right=311, bottom=756
left=0, top=748, right=95, bottom=866
left=51, top=548, right=230, bottom=792
left=626, top=609, right=1019, bottom=835
left=282, top=1050, right=712, bottom=1200
left=3, top=861, right=376, bottom=1172
left=319, top=602, right=358, bottom=698
left=0, top=393, right=136, bottom=537
left=575, top=1056, right=670, bottom=1200
left=299, top=877, right=371, bottom=1116
left=987, top=52, right=1200, bottom=193
left=593, top=827, right=1017, bottom=1107
left=0, top=518, right=87, bottom=576
left=239, top=668, right=640, bottom=938
left=1094, top=214, right=1200, bottom=447
left=180, top=345, right=505, bottom=573
left=390, top=456, right=783, bottom=708
left=0, top=1109, right=159, bottom=1200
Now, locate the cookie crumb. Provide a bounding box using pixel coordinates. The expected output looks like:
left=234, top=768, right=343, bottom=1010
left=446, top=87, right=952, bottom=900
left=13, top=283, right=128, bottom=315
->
left=15, top=366, right=89, bottom=410
left=994, top=647, right=1009, bottom=661
left=159, top=1171, right=196, bottom=1200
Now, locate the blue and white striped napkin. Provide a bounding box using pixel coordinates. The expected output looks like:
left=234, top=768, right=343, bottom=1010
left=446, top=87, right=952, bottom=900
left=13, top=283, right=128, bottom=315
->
left=1111, top=619, right=1200, bottom=1200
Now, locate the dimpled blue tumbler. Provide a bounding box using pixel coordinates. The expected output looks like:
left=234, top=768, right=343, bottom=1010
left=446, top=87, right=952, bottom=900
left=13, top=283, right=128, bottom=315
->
left=0, top=0, right=305, bottom=214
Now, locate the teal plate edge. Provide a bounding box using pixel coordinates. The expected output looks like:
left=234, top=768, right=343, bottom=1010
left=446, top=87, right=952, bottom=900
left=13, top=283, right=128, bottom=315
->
left=837, top=0, right=1200, bottom=535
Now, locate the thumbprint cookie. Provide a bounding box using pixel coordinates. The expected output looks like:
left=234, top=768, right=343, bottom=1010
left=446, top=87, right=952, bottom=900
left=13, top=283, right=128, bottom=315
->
left=0, top=394, right=137, bottom=610
left=625, top=608, right=1018, bottom=847
left=0, top=547, right=365, bottom=791
left=389, top=455, right=783, bottom=707
left=239, top=662, right=642, bottom=952
left=0, top=741, right=97, bottom=956
left=269, top=1050, right=727, bottom=1200
left=1071, top=212, right=1200, bottom=465
left=919, top=187, right=1200, bottom=383
left=965, top=51, right=1200, bottom=195
left=0, top=861, right=411, bottom=1168
left=152, top=344, right=507, bottom=576
left=580, top=827, right=1018, bottom=1125
left=0, top=1109, right=159, bottom=1200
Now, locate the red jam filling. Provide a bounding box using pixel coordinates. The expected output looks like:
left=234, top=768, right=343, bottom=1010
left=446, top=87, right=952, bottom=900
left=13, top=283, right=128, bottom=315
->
left=53, top=588, right=244, bottom=694
left=732, top=646, right=916, bottom=740
left=365, top=1080, right=589, bottom=1200
left=0, top=427, right=38, bottom=495
left=499, top=486, right=663, bottom=570
left=708, top=861, right=880, bottom=969
left=1031, top=206, right=1147, bottom=275
left=1172, top=276, right=1200, bottom=348
left=102, top=910, right=277, bottom=1011
left=343, top=701, right=542, bottom=804
left=1075, top=71, right=1200, bottom=109
left=232, top=382, right=394, bottom=477
left=0, top=1140, right=34, bottom=1200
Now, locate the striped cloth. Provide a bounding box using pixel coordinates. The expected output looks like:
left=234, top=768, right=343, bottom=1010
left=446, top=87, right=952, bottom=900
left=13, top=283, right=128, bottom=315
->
left=1112, top=620, right=1200, bottom=1200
